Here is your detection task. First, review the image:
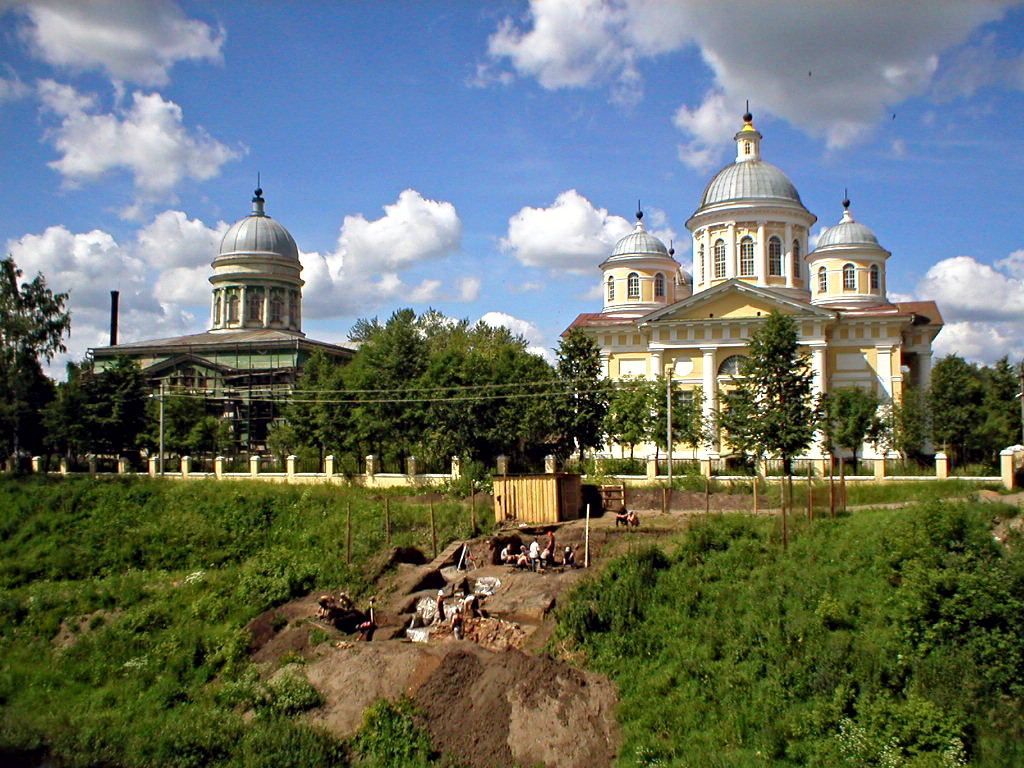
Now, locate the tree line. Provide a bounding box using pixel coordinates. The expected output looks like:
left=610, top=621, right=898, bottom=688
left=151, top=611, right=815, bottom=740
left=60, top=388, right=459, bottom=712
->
left=1, top=255, right=1021, bottom=474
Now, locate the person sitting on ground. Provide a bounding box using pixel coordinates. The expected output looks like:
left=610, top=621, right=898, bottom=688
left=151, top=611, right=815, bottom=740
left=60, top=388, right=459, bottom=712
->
left=500, top=544, right=511, bottom=563
left=540, top=545, right=552, bottom=570
left=615, top=508, right=629, bottom=526
left=462, top=593, right=480, bottom=619
left=316, top=594, right=333, bottom=619
left=627, top=510, right=640, bottom=528
left=515, top=550, right=531, bottom=569
left=504, top=543, right=520, bottom=565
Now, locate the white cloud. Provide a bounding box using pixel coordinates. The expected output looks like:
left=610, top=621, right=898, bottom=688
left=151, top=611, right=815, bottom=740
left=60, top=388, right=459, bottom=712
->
left=457, top=276, right=481, bottom=302
left=19, top=0, right=224, bottom=87
left=486, top=0, right=1014, bottom=157
left=301, top=189, right=463, bottom=318
left=38, top=81, right=241, bottom=205
left=502, top=189, right=632, bottom=274
left=909, top=253, right=1024, bottom=365
left=0, top=70, right=30, bottom=106
left=477, top=310, right=554, bottom=363
left=137, top=209, right=227, bottom=268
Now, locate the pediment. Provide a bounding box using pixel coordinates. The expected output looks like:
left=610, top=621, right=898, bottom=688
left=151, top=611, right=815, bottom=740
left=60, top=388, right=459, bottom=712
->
left=639, top=280, right=836, bottom=325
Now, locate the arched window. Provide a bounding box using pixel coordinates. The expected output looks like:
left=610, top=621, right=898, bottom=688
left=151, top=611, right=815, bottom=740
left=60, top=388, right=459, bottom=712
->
left=843, top=263, right=856, bottom=291
left=713, top=239, right=726, bottom=278
left=627, top=272, right=640, bottom=299
left=698, top=243, right=705, bottom=281
left=718, top=355, right=748, bottom=376
left=744, top=141, right=752, bottom=155
left=654, top=272, right=665, bottom=298
left=606, top=275, right=615, bottom=301
left=270, top=294, right=284, bottom=323
left=247, top=291, right=262, bottom=322
left=792, top=240, right=801, bottom=279
left=213, top=295, right=221, bottom=325
left=289, top=291, right=299, bottom=326
left=818, top=266, right=827, bottom=294
left=739, top=236, right=754, bottom=276
left=768, top=236, right=782, bottom=276
left=870, top=264, right=880, bottom=291
left=227, top=294, right=239, bottom=323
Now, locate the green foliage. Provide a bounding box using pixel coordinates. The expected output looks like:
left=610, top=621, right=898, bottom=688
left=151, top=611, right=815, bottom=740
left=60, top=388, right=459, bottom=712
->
left=718, top=311, right=818, bottom=470
left=556, top=327, right=608, bottom=458
left=605, top=377, right=654, bottom=459
left=557, top=502, right=1024, bottom=767
left=0, top=476, right=476, bottom=767
left=823, top=386, right=879, bottom=464
left=652, top=378, right=705, bottom=456
left=930, top=355, right=985, bottom=462
left=351, top=697, right=435, bottom=768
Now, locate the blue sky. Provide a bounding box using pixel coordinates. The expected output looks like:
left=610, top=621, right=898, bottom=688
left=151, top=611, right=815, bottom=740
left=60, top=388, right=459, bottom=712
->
left=2, top=0, right=1024, bottom=377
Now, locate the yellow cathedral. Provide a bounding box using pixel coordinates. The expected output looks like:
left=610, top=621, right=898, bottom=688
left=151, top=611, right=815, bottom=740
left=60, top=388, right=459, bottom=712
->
left=567, top=112, right=942, bottom=462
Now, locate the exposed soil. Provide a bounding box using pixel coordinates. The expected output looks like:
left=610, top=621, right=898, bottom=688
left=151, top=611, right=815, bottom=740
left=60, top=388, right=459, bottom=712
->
left=52, top=609, right=121, bottom=648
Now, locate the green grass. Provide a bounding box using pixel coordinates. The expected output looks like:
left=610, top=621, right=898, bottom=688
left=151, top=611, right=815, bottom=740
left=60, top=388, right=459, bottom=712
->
left=555, top=501, right=1024, bottom=767
left=0, top=475, right=477, bottom=767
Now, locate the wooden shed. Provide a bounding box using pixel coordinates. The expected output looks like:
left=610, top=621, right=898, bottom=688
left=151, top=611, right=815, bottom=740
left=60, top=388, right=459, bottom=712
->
left=493, top=473, right=582, bottom=525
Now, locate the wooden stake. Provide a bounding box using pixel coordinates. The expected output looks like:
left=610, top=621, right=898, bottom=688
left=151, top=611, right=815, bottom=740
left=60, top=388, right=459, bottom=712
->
left=346, top=502, right=352, bottom=565
left=429, top=499, right=437, bottom=559
left=840, top=456, right=847, bottom=513
left=470, top=482, right=477, bottom=533
left=662, top=486, right=668, bottom=515
left=806, top=461, right=813, bottom=522
left=781, top=474, right=788, bottom=551
left=384, top=497, right=391, bottom=545
left=829, top=454, right=836, bottom=518
left=584, top=503, right=591, bottom=568
left=705, top=475, right=711, bottom=515
left=753, top=473, right=758, bottom=516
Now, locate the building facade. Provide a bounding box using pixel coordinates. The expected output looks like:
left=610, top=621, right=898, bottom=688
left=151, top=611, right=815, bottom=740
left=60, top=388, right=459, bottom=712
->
left=91, top=187, right=352, bottom=449
left=568, top=113, right=942, bottom=461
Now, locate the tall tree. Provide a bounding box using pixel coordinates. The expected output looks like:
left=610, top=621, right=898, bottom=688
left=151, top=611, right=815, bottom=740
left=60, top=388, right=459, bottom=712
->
left=718, top=311, right=819, bottom=475
left=81, top=357, right=150, bottom=456
left=555, top=328, right=608, bottom=459
left=0, top=256, right=70, bottom=461
left=821, top=386, right=879, bottom=470
left=651, top=378, right=705, bottom=459
left=605, top=378, right=654, bottom=460
left=980, top=357, right=1022, bottom=451
left=929, top=354, right=984, bottom=462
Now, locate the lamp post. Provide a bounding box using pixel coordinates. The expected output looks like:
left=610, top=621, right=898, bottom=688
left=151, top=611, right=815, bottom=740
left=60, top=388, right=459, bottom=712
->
left=666, top=366, right=673, bottom=484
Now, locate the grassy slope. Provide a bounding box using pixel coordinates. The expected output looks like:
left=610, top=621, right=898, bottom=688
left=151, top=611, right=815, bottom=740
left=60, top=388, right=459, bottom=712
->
left=555, top=503, right=1024, bottom=768
left=0, top=476, right=470, bottom=768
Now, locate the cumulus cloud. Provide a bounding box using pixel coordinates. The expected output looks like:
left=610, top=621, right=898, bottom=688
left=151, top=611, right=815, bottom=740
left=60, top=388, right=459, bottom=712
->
left=910, top=253, right=1024, bottom=364
left=457, top=276, right=481, bottom=302
left=486, top=0, right=1014, bottom=158
left=136, top=209, right=228, bottom=268
left=502, top=189, right=633, bottom=274
left=478, top=310, right=554, bottom=363
left=18, top=0, right=224, bottom=87
left=301, top=189, right=463, bottom=318
left=38, top=80, right=240, bottom=205
left=0, top=70, right=30, bottom=106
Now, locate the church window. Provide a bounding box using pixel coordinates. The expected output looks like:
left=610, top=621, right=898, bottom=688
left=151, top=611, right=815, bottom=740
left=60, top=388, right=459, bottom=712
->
left=818, top=266, right=827, bottom=293
left=247, top=292, right=263, bottom=322
left=739, top=236, right=754, bottom=276
left=289, top=291, right=299, bottom=325
left=768, top=236, right=782, bottom=276
left=713, top=239, right=726, bottom=278
left=607, top=275, right=615, bottom=302
left=227, top=295, right=239, bottom=323
left=213, top=295, right=221, bottom=324
left=792, top=240, right=801, bottom=278
left=698, top=243, right=705, bottom=281
left=270, top=294, right=284, bottom=323
left=654, top=272, right=665, bottom=298
left=718, top=354, right=748, bottom=376
left=870, top=264, right=880, bottom=291
left=843, top=263, right=856, bottom=291
left=627, top=272, right=640, bottom=299
left=744, top=141, right=752, bottom=155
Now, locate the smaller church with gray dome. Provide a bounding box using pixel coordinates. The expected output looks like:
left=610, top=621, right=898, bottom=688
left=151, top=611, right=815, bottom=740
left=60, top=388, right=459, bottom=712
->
left=91, top=188, right=352, bottom=450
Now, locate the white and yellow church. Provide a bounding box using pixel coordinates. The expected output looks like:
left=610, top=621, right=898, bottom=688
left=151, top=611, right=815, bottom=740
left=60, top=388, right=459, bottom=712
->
left=567, top=112, right=942, bottom=461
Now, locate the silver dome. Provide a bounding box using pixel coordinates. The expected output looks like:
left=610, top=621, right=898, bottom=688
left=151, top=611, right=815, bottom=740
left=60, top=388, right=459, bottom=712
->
left=610, top=221, right=670, bottom=257
left=815, top=210, right=880, bottom=248
left=699, top=160, right=802, bottom=208
left=218, top=193, right=299, bottom=261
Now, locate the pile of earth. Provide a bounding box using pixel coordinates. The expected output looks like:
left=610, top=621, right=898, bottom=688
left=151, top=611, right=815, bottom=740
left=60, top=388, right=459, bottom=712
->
left=303, top=642, right=619, bottom=768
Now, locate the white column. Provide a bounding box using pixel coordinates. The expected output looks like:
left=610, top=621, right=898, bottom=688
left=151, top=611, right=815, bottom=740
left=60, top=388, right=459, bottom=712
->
left=239, top=286, right=247, bottom=328
left=755, top=223, right=766, bottom=285
left=600, top=353, right=610, bottom=379
left=918, top=349, right=933, bottom=390
left=262, top=290, right=270, bottom=329
left=876, top=346, right=893, bottom=399
left=811, top=344, right=827, bottom=397
left=726, top=223, right=736, bottom=278
left=702, top=347, right=716, bottom=447
left=210, top=290, right=218, bottom=328
left=784, top=223, right=794, bottom=287
left=650, top=349, right=663, bottom=380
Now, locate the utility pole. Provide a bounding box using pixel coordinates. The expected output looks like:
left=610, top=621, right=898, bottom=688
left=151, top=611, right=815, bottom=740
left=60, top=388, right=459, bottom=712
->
left=1019, top=358, right=1024, bottom=445
left=158, top=380, right=165, bottom=475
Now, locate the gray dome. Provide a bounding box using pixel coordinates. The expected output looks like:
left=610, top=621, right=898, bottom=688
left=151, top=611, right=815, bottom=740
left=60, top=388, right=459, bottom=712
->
left=219, top=192, right=298, bottom=261
left=815, top=210, right=880, bottom=248
left=699, top=160, right=802, bottom=208
left=610, top=221, right=670, bottom=257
